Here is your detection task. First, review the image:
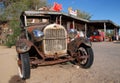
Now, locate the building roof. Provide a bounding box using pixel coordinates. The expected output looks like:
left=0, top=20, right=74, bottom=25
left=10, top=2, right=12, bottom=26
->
left=23, top=10, right=89, bottom=23
left=88, top=20, right=120, bottom=29
left=23, top=10, right=119, bottom=29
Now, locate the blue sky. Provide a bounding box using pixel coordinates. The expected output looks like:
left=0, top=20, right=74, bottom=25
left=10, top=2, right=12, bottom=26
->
left=48, top=0, right=120, bottom=25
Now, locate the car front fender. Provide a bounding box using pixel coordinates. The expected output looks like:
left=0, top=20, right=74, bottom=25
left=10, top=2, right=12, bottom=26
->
left=16, top=39, right=33, bottom=53
left=67, top=37, right=92, bottom=56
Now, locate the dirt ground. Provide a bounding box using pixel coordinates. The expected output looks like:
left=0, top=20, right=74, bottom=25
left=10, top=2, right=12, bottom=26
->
left=0, top=42, right=120, bottom=83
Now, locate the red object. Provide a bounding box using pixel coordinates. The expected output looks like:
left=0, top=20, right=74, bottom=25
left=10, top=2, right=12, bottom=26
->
left=53, top=2, right=62, bottom=12
left=70, top=23, right=73, bottom=29
left=90, top=31, right=104, bottom=42
left=90, top=36, right=104, bottom=42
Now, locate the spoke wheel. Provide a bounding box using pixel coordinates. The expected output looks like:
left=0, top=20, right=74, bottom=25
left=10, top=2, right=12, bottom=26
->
left=76, top=46, right=94, bottom=68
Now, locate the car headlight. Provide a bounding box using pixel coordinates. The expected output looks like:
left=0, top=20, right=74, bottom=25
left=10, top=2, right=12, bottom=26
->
left=33, top=29, right=44, bottom=38
left=16, top=41, right=30, bottom=53
left=68, top=29, right=77, bottom=39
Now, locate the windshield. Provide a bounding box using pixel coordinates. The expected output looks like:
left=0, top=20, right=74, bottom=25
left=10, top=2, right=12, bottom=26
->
left=25, top=16, right=50, bottom=26
left=93, top=31, right=100, bottom=36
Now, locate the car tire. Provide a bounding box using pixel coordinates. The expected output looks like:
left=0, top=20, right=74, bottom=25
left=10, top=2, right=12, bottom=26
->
left=17, top=52, right=30, bottom=80
left=75, top=46, right=94, bottom=68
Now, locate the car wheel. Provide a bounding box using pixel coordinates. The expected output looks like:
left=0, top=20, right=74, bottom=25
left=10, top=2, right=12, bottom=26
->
left=17, top=52, right=30, bottom=80
left=75, top=46, right=94, bottom=68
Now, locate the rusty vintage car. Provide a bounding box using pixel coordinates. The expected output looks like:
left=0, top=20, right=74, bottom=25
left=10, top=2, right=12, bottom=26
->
left=16, top=10, right=94, bottom=80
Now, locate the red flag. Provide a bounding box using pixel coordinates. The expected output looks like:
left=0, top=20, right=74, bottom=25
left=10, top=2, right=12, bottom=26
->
left=53, top=2, right=62, bottom=12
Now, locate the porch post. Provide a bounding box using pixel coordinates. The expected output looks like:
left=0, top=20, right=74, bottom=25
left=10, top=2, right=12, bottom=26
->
left=56, top=16, right=58, bottom=24
left=85, top=23, right=87, bottom=38
left=104, top=22, right=106, bottom=41
left=72, top=20, right=75, bottom=29
left=114, top=28, right=118, bottom=40
left=60, top=16, right=62, bottom=25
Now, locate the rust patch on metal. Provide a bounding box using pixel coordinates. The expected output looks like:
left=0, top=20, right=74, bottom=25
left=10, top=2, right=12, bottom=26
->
left=30, top=57, right=74, bottom=66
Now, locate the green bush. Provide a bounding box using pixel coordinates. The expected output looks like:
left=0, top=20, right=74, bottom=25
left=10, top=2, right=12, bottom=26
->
left=5, top=20, right=21, bottom=48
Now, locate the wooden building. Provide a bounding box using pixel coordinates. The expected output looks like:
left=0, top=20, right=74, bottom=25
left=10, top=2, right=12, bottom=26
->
left=87, top=20, right=120, bottom=41
left=25, top=10, right=120, bottom=41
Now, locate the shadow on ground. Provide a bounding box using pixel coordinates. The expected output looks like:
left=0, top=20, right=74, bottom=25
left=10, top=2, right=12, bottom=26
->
left=9, top=75, right=26, bottom=83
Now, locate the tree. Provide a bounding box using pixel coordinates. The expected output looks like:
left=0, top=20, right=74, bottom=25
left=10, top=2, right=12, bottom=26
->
left=29, top=0, right=47, bottom=10
left=2, top=0, right=47, bottom=20
left=0, top=0, right=47, bottom=47
left=77, top=10, right=92, bottom=20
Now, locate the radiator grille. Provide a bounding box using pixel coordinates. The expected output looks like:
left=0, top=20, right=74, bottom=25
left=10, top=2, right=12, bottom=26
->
left=44, top=26, right=67, bottom=55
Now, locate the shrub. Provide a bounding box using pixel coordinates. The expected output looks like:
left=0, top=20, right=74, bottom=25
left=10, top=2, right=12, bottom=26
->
left=5, top=20, right=21, bottom=48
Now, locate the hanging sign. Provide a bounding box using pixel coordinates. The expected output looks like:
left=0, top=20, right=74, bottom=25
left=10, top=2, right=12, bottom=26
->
left=68, top=7, right=77, bottom=16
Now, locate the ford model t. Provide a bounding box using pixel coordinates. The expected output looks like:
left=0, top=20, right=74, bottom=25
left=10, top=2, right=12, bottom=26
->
left=16, top=10, right=94, bottom=79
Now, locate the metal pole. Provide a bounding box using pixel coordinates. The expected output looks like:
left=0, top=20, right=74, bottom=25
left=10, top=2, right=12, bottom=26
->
left=24, top=15, right=29, bottom=40
left=24, top=15, right=27, bottom=26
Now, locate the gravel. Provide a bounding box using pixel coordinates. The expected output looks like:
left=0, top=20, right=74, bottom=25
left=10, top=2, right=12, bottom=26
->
left=0, top=42, right=120, bottom=83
